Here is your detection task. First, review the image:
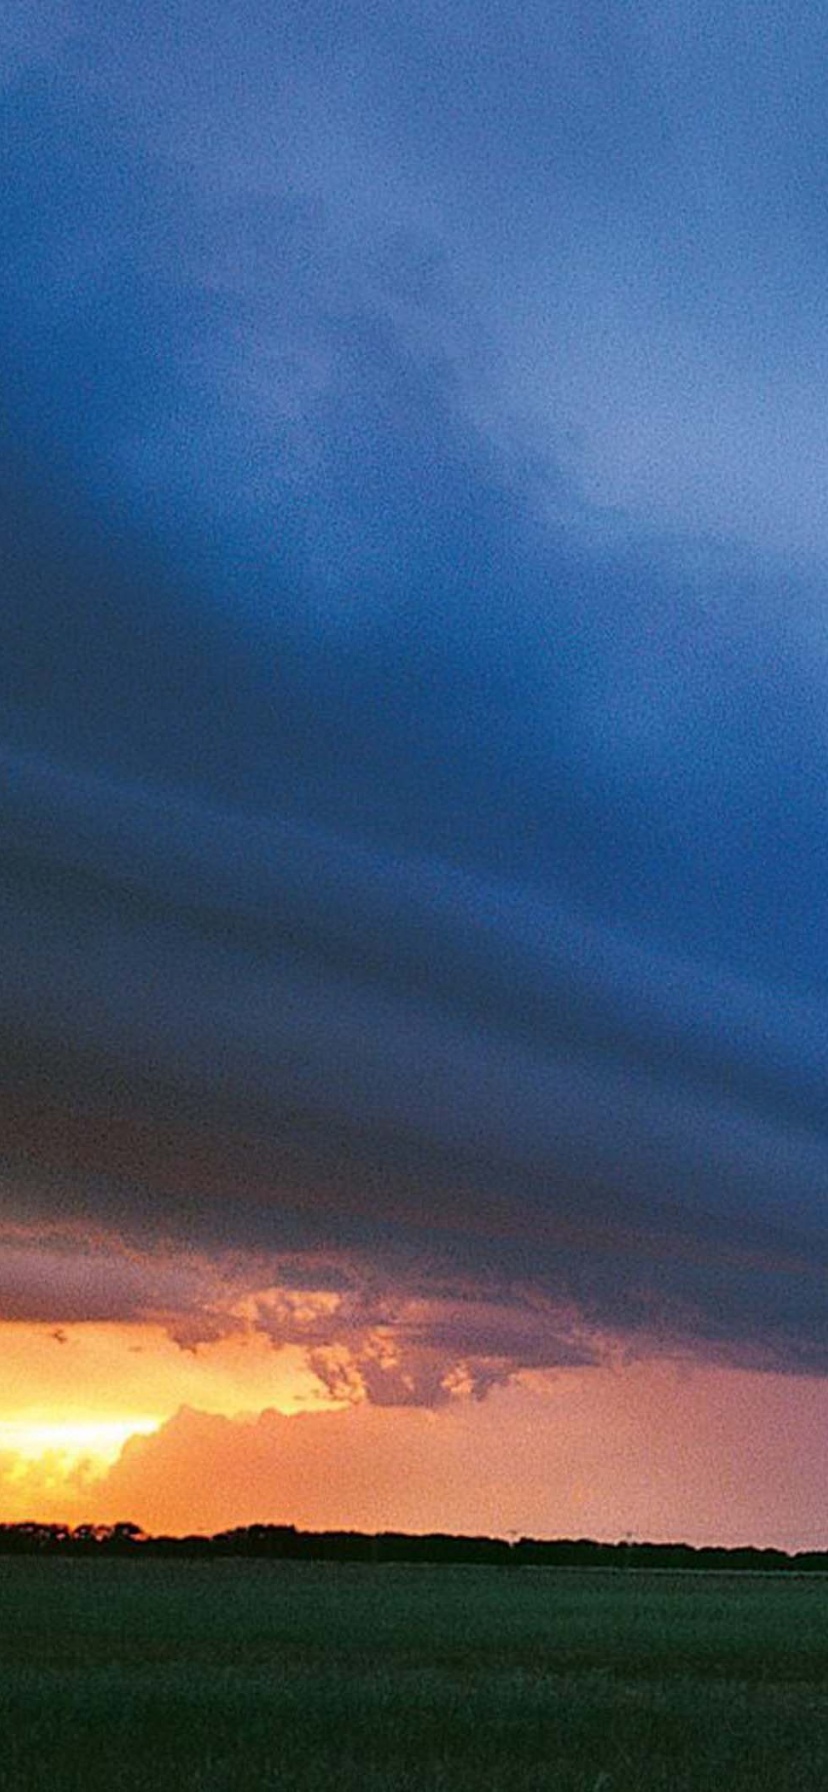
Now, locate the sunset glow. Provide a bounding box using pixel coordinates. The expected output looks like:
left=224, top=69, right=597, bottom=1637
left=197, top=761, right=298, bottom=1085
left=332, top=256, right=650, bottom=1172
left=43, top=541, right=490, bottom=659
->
left=2, top=1324, right=828, bottom=1554
left=0, top=1417, right=161, bottom=1472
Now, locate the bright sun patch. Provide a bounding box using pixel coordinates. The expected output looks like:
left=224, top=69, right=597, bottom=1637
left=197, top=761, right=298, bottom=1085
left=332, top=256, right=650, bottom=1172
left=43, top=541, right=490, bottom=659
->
left=0, top=1417, right=161, bottom=1474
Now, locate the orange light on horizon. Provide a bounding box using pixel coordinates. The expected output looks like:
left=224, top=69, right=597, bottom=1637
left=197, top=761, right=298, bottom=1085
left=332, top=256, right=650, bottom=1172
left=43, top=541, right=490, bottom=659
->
left=0, top=1315, right=344, bottom=1516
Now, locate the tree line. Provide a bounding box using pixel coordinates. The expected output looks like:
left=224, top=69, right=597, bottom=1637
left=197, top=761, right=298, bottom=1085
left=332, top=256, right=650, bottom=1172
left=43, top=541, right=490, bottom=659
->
left=0, top=1521, right=825, bottom=1570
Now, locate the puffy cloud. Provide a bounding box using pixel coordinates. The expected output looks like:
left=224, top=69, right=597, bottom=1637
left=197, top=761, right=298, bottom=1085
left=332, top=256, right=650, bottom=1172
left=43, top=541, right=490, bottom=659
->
left=41, top=1362, right=828, bottom=1551
left=0, top=1203, right=601, bottom=1405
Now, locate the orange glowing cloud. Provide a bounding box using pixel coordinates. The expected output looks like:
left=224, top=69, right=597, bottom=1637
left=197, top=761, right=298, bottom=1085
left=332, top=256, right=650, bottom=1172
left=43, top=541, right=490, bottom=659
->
left=0, top=1317, right=341, bottom=1519
left=4, top=1344, right=828, bottom=1553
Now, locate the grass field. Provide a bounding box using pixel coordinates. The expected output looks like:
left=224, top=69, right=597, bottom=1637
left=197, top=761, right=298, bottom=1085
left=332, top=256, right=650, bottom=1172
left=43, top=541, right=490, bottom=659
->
left=1, top=1558, right=828, bottom=1790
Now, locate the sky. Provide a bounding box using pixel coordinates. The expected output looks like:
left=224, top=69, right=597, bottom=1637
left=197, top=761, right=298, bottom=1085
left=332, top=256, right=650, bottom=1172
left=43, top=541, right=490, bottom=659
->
left=3, top=0, right=828, bottom=1549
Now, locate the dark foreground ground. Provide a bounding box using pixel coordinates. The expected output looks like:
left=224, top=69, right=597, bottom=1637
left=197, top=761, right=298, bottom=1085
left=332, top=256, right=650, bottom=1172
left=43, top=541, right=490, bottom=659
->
left=2, top=1559, right=828, bottom=1790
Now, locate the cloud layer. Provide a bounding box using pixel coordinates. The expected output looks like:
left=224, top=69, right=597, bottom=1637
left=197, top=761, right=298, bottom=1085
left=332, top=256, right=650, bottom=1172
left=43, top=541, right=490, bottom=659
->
left=4, top=2, right=828, bottom=1399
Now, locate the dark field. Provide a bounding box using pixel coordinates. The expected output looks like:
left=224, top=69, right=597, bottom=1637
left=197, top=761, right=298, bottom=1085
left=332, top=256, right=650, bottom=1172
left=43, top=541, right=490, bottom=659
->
left=2, top=1559, right=828, bottom=1790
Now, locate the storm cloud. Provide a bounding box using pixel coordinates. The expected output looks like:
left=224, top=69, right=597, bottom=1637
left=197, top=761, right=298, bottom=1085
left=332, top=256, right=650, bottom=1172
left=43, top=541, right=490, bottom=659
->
left=4, top=1, right=828, bottom=1395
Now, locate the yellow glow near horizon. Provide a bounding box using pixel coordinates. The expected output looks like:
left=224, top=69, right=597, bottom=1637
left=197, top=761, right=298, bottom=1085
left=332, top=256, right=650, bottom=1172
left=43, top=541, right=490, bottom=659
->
left=0, top=1416, right=162, bottom=1471
left=0, top=1317, right=342, bottom=1516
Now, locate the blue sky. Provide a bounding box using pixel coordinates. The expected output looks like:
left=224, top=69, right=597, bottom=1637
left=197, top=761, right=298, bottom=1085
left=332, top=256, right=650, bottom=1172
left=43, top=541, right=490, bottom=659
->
left=3, top=0, right=828, bottom=1393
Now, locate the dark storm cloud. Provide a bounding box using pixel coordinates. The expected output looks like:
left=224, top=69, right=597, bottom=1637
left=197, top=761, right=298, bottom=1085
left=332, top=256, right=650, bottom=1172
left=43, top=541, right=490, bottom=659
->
left=4, top=2, right=828, bottom=1384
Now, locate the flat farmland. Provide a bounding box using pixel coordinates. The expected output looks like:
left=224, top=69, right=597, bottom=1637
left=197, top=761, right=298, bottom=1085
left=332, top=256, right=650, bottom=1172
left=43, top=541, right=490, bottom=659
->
left=1, top=1558, right=828, bottom=1790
